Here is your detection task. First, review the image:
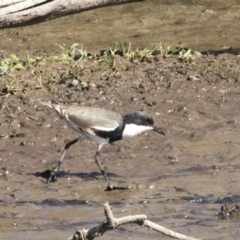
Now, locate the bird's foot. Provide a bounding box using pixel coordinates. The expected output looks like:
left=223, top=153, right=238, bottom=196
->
left=101, top=170, right=108, bottom=181
left=47, top=169, right=58, bottom=183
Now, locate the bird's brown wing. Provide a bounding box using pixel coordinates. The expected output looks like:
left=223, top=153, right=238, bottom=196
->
left=61, top=106, right=123, bottom=132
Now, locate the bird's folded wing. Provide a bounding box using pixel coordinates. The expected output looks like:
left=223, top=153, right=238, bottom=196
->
left=65, top=107, right=123, bottom=132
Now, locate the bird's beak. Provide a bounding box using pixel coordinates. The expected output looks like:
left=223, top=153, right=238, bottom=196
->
left=153, top=126, right=165, bottom=135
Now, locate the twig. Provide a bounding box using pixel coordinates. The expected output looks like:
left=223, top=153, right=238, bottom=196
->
left=144, top=220, right=199, bottom=240
left=0, top=0, right=140, bottom=28
left=68, top=203, right=201, bottom=240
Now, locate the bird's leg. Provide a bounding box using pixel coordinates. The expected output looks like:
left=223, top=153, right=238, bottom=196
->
left=48, top=137, right=79, bottom=183
left=94, top=150, right=108, bottom=181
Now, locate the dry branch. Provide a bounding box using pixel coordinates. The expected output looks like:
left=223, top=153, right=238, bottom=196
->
left=68, top=203, right=201, bottom=240
left=0, top=0, right=140, bottom=28
left=0, top=0, right=25, bottom=8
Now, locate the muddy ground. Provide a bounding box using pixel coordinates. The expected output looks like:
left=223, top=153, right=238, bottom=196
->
left=1, top=51, right=240, bottom=240
left=1, top=0, right=240, bottom=239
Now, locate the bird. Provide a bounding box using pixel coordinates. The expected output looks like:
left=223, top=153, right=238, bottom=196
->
left=40, top=101, right=165, bottom=182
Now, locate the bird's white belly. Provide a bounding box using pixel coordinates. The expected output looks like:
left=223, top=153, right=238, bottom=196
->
left=122, top=124, right=153, bottom=138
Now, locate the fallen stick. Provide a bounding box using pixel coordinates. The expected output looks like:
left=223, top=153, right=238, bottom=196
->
left=68, top=203, right=201, bottom=240
left=0, top=0, right=141, bottom=28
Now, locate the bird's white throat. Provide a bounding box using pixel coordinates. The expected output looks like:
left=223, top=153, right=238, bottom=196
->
left=122, top=123, right=153, bottom=138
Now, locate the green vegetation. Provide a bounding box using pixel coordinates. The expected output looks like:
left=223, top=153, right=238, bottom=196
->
left=178, top=48, right=192, bottom=62
left=0, top=42, right=193, bottom=96
left=1, top=79, right=18, bottom=95
left=0, top=42, right=193, bottom=73
left=0, top=54, right=24, bottom=73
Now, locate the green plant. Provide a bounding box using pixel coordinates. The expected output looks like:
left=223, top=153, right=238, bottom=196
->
left=70, top=43, right=92, bottom=61
left=101, top=50, right=116, bottom=67
left=48, top=43, right=92, bottom=64
left=157, top=42, right=173, bottom=58
left=35, top=75, right=43, bottom=89
left=103, top=53, right=115, bottom=67
left=178, top=48, right=192, bottom=61
left=0, top=54, right=24, bottom=73
left=47, top=74, right=58, bottom=84
left=135, top=46, right=158, bottom=61
left=80, top=80, right=89, bottom=89
left=50, top=43, right=76, bottom=61
left=1, top=79, right=18, bottom=95
left=120, top=42, right=135, bottom=59
left=26, top=51, right=45, bottom=67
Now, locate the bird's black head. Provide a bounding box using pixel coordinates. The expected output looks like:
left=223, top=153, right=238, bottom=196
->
left=123, top=111, right=154, bottom=126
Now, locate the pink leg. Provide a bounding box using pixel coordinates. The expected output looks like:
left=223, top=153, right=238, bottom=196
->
left=48, top=137, right=79, bottom=182
left=94, top=151, right=108, bottom=180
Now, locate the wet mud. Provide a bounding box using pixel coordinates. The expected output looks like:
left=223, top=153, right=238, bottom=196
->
left=1, top=1, right=240, bottom=240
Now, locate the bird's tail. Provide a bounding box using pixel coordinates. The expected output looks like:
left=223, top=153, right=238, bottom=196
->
left=38, top=100, right=63, bottom=116
left=39, top=100, right=54, bottom=109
